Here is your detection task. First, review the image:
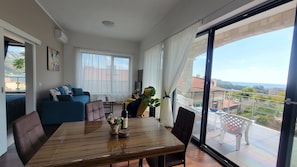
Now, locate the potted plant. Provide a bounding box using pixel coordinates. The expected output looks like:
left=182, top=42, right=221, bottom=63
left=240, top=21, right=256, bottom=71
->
left=148, top=98, right=161, bottom=117
left=142, top=86, right=161, bottom=117
left=106, top=113, right=122, bottom=135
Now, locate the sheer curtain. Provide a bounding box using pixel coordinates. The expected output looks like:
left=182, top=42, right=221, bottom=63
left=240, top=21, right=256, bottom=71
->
left=160, top=22, right=200, bottom=127
left=75, top=48, right=131, bottom=103
left=143, top=43, right=162, bottom=118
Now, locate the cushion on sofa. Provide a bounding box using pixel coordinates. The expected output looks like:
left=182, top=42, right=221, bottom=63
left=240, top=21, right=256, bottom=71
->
left=58, top=87, right=67, bottom=95
left=49, top=88, right=61, bottom=101
left=62, top=85, right=72, bottom=95
left=72, top=95, right=89, bottom=104
left=72, top=88, right=84, bottom=96
left=57, top=95, right=73, bottom=101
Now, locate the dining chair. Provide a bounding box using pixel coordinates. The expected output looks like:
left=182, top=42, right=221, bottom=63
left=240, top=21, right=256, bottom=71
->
left=85, top=100, right=106, bottom=121
left=12, top=111, right=48, bottom=165
left=145, top=107, right=195, bottom=167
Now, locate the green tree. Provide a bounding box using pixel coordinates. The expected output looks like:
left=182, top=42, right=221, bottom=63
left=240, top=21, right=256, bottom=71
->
left=13, top=52, right=25, bottom=70
left=13, top=58, right=25, bottom=70
left=241, top=87, right=256, bottom=97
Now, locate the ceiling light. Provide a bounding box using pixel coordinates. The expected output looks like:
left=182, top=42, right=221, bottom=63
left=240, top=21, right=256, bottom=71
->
left=102, top=20, right=115, bottom=27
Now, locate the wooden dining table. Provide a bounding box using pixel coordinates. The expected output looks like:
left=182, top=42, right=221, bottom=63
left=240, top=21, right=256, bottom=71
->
left=25, top=117, right=184, bottom=167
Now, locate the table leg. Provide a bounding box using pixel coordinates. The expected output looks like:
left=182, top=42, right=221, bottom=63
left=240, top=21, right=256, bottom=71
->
left=158, top=155, right=165, bottom=167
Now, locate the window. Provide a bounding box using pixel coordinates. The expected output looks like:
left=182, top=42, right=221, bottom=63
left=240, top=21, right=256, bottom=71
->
left=5, top=45, right=25, bottom=92
left=80, top=51, right=130, bottom=96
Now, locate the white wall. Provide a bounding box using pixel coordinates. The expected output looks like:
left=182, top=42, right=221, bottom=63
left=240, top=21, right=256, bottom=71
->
left=63, top=31, right=140, bottom=92
left=0, top=0, right=63, bottom=155
left=0, top=0, right=64, bottom=101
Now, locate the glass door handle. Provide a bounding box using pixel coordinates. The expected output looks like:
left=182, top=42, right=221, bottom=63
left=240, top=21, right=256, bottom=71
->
left=285, top=98, right=297, bottom=105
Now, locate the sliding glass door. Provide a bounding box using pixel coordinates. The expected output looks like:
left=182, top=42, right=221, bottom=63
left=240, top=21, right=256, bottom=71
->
left=206, top=4, right=295, bottom=165
left=176, top=0, right=297, bottom=166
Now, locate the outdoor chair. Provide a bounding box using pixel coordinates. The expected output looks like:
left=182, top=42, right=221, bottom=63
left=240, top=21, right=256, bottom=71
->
left=219, top=112, right=252, bottom=151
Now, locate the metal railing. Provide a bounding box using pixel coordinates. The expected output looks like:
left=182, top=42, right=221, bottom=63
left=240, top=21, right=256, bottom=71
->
left=5, top=76, right=26, bottom=92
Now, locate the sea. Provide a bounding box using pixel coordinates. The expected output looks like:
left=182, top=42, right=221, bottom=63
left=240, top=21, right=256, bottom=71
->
left=231, top=81, right=286, bottom=89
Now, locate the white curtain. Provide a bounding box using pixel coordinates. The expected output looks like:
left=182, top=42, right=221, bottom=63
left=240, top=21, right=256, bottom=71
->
left=160, top=22, right=200, bottom=127
left=75, top=48, right=131, bottom=103
left=143, top=44, right=162, bottom=118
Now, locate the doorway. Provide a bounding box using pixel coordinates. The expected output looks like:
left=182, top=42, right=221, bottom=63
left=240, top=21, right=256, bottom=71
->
left=0, top=19, right=40, bottom=156
left=4, top=37, right=26, bottom=147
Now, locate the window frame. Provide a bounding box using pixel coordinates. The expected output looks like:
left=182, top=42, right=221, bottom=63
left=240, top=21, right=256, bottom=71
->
left=79, top=49, right=132, bottom=96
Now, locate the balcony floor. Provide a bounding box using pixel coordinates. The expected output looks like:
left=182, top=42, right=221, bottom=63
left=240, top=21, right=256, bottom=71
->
left=193, top=111, right=297, bottom=167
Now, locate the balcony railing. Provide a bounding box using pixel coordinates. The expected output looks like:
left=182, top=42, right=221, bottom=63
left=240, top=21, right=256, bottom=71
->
left=177, top=89, right=296, bottom=167
left=5, top=76, right=26, bottom=92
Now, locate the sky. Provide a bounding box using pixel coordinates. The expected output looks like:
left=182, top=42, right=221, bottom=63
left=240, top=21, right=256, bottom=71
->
left=193, top=27, right=294, bottom=85
left=8, top=46, right=25, bottom=52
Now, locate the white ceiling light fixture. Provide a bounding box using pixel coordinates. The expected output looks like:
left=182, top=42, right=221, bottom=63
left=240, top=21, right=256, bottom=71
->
left=102, top=20, right=115, bottom=27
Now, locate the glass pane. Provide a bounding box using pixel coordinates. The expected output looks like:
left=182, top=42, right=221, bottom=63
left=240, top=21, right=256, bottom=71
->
left=176, top=33, right=208, bottom=140
left=205, top=3, right=295, bottom=166
left=5, top=46, right=25, bottom=92
left=113, top=57, right=130, bottom=94
left=81, top=52, right=112, bottom=94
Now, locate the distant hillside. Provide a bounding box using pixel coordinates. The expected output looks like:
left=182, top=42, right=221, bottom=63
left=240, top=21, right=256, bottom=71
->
left=5, top=51, right=25, bottom=76
left=216, top=79, right=285, bottom=94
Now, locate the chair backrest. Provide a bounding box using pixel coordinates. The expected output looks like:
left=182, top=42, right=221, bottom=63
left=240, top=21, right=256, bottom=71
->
left=220, top=112, right=252, bottom=134
left=13, top=111, right=48, bottom=165
left=171, top=107, right=195, bottom=152
left=85, top=100, right=106, bottom=121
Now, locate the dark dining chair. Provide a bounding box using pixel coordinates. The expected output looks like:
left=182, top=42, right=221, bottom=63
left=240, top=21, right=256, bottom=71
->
left=145, top=107, right=195, bottom=167
left=85, top=100, right=106, bottom=121
left=12, top=111, right=48, bottom=165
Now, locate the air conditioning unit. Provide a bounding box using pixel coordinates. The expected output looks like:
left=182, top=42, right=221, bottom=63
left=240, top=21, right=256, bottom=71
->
left=54, top=29, right=68, bottom=43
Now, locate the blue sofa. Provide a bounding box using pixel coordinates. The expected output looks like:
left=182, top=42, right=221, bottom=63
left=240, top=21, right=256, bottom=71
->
left=40, top=85, right=90, bottom=125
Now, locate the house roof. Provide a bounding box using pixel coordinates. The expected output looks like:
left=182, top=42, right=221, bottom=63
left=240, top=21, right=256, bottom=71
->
left=178, top=76, right=225, bottom=93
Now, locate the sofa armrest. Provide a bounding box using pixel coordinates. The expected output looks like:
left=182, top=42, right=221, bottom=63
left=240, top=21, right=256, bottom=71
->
left=41, top=100, right=85, bottom=125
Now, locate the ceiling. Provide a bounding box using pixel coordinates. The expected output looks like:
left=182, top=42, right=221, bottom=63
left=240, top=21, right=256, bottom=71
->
left=35, top=0, right=270, bottom=43
left=35, top=0, right=182, bottom=42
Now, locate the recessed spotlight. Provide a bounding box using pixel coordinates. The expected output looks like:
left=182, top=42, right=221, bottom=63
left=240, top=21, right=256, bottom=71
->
left=102, top=20, right=115, bottom=27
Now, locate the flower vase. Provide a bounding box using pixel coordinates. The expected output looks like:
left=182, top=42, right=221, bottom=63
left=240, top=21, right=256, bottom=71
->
left=110, top=124, right=120, bottom=135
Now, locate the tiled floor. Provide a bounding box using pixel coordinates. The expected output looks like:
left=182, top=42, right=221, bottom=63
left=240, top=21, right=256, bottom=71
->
left=0, top=104, right=221, bottom=167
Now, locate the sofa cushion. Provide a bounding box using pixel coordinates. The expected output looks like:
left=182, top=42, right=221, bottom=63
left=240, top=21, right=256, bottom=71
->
left=66, top=84, right=73, bottom=91
left=58, top=87, right=67, bottom=95
left=57, top=95, right=73, bottom=102
left=49, top=88, right=61, bottom=101
left=62, top=85, right=72, bottom=95
left=72, top=95, right=90, bottom=104
left=73, top=88, right=84, bottom=96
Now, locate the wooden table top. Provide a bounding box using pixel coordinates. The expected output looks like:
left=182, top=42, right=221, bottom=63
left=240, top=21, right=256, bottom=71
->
left=26, top=117, right=184, bottom=167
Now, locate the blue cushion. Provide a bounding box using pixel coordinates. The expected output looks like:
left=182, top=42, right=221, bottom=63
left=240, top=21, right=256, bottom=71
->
left=57, top=95, right=73, bottom=101
left=58, top=87, right=67, bottom=95
left=72, top=88, right=84, bottom=96
left=72, top=95, right=89, bottom=104
left=67, top=84, right=73, bottom=91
